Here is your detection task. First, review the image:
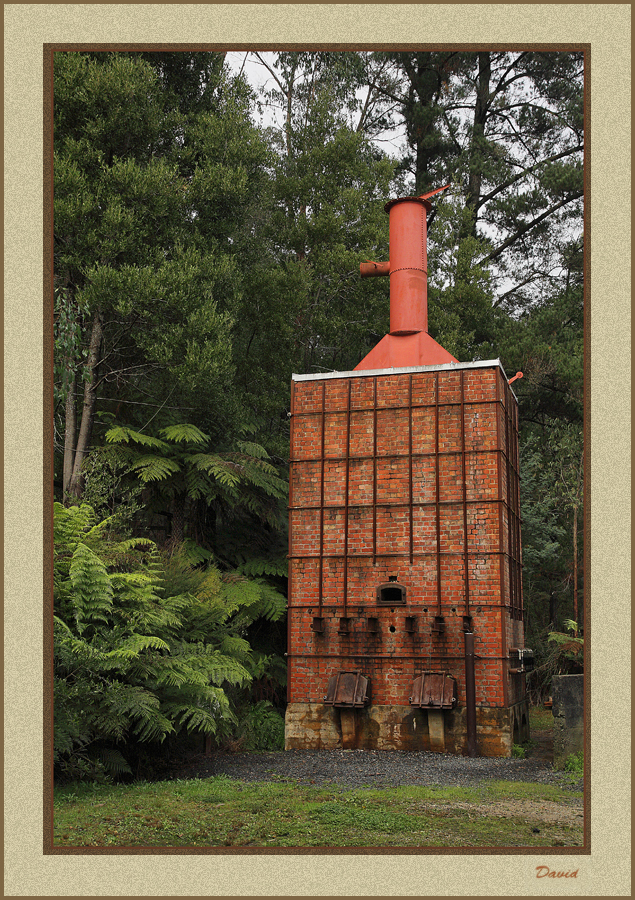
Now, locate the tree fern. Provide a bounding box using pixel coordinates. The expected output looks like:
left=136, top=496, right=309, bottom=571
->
left=129, top=454, right=182, bottom=483
left=54, top=501, right=289, bottom=781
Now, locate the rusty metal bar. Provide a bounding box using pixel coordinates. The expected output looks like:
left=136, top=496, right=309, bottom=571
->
left=372, top=376, right=378, bottom=565
left=287, top=382, right=296, bottom=704
left=287, top=651, right=505, bottom=661
left=495, top=371, right=508, bottom=707
left=512, top=386, right=521, bottom=617
left=290, top=496, right=506, bottom=512
left=503, top=382, right=515, bottom=614
left=342, top=379, right=352, bottom=619
left=289, top=549, right=512, bottom=561
left=506, top=381, right=521, bottom=620
left=318, top=380, right=326, bottom=616
left=408, top=374, right=414, bottom=565
left=513, top=398, right=524, bottom=619
left=512, top=395, right=523, bottom=619
left=460, top=369, right=470, bottom=616
left=288, top=601, right=514, bottom=611
left=464, top=631, right=478, bottom=756
left=509, top=383, right=517, bottom=615
left=435, top=372, right=442, bottom=617
left=291, top=398, right=494, bottom=416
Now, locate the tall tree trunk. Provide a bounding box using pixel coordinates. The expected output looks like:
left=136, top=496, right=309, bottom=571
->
left=549, top=591, right=558, bottom=629
left=464, top=51, right=491, bottom=238
left=62, top=370, right=77, bottom=504
left=67, top=308, right=103, bottom=502
left=170, top=493, right=186, bottom=544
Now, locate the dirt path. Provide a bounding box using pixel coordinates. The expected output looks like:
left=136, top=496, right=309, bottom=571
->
left=427, top=798, right=583, bottom=828
left=529, top=728, right=554, bottom=763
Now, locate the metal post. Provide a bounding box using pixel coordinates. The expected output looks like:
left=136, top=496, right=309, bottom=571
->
left=464, top=631, right=478, bottom=757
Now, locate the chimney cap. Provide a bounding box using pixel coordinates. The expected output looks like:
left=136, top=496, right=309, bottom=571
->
left=384, top=183, right=451, bottom=214
left=384, top=195, right=432, bottom=214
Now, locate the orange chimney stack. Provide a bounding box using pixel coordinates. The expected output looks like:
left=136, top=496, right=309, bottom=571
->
left=356, top=185, right=458, bottom=370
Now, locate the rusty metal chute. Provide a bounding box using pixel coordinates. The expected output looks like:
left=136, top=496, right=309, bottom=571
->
left=324, top=672, right=371, bottom=709
left=410, top=672, right=458, bottom=710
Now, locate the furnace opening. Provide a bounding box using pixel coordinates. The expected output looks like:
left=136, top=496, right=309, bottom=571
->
left=376, top=580, right=406, bottom=606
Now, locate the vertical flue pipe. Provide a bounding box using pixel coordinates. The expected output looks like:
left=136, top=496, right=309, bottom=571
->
left=385, top=197, right=432, bottom=334
left=464, top=631, right=478, bottom=757
left=360, top=186, right=450, bottom=336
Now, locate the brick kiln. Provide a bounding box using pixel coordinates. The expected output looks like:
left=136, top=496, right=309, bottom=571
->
left=285, top=187, right=532, bottom=757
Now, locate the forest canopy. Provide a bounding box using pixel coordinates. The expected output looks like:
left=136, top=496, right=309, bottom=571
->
left=52, top=50, right=584, bottom=778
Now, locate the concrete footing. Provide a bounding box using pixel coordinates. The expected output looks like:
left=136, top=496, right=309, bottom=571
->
left=285, top=701, right=529, bottom=758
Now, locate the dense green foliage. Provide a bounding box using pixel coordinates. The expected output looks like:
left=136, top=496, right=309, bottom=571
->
left=53, top=50, right=584, bottom=774
left=53, top=502, right=286, bottom=780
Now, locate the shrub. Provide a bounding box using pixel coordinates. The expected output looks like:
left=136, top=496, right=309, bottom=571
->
left=563, top=751, right=584, bottom=776
left=53, top=502, right=287, bottom=780
left=235, top=701, right=286, bottom=751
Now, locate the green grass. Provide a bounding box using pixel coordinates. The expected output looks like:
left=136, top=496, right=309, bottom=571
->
left=53, top=776, right=583, bottom=849
left=529, top=704, right=554, bottom=730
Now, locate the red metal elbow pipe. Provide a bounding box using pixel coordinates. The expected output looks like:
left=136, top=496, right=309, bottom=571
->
left=360, top=261, right=390, bottom=278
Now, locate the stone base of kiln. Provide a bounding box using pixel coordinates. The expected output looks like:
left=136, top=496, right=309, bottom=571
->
left=285, top=701, right=529, bottom=758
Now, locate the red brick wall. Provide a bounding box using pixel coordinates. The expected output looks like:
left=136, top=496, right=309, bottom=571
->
left=288, top=364, right=524, bottom=712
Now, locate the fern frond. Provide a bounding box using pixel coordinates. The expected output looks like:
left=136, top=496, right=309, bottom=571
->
left=93, top=746, right=133, bottom=776
left=69, top=542, right=114, bottom=629
left=180, top=539, right=212, bottom=566
left=160, top=423, right=209, bottom=444
left=105, top=634, right=171, bottom=660
left=190, top=454, right=243, bottom=488
left=105, top=425, right=169, bottom=450
left=235, top=440, right=271, bottom=460
left=236, top=557, right=288, bottom=578
left=217, top=634, right=252, bottom=660
left=129, top=454, right=181, bottom=483
left=115, top=536, right=157, bottom=554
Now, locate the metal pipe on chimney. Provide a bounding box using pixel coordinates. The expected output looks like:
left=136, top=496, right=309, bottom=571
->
left=360, top=185, right=450, bottom=336
left=384, top=197, right=431, bottom=334
left=356, top=184, right=456, bottom=371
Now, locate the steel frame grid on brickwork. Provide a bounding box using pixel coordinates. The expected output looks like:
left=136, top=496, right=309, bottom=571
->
left=434, top=371, right=443, bottom=618
left=287, top=361, right=524, bottom=714
left=495, top=369, right=509, bottom=707
left=459, top=368, right=471, bottom=618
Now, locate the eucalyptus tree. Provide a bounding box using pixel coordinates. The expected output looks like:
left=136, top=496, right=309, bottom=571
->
left=54, top=51, right=272, bottom=504
left=380, top=50, right=584, bottom=313
left=229, top=51, right=399, bottom=428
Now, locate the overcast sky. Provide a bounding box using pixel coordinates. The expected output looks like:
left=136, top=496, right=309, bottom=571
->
left=224, top=50, right=408, bottom=159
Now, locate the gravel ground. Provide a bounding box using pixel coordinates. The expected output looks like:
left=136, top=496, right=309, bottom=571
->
left=165, top=748, right=583, bottom=794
